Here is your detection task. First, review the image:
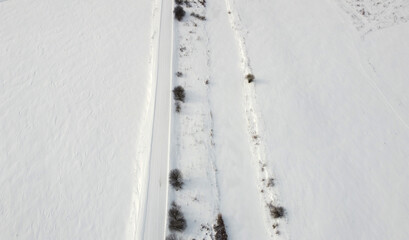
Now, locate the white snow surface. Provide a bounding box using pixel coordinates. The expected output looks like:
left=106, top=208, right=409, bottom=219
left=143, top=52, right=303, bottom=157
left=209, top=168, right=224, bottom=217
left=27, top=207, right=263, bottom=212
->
left=232, top=0, right=409, bottom=239
left=1, top=0, right=409, bottom=239
left=0, top=0, right=153, bottom=239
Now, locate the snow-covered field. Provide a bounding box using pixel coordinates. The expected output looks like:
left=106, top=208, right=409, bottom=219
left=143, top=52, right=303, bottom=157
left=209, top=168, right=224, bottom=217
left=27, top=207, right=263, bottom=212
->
left=0, top=0, right=153, bottom=239
left=1, top=0, right=408, bottom=239
left=233, top=0, right=409, bottom=239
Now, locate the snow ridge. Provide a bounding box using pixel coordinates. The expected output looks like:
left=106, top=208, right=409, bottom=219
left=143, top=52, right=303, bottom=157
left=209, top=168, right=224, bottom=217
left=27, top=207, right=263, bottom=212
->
left=223, top=0, right=289, bottom=238
left=131, top=0, right=161, bottom=238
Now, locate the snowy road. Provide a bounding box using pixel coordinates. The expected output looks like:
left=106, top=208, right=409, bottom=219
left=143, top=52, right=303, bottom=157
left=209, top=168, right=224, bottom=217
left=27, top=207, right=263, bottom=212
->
left=142, top=0, right=173, bottom=239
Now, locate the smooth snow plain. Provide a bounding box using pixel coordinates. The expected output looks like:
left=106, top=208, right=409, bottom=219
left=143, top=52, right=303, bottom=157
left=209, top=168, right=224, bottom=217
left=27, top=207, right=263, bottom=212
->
left=0, top=0, right=153, bottom=239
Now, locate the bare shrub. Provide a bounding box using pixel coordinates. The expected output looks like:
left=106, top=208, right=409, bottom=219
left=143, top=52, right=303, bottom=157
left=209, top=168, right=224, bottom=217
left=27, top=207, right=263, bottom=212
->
left=184, top=0, right=192, bottom=8
left=169, top=169, right=184, bottom=190
left=191, top=12, right=206, bottom=21
left=168, top=202, right=187, bottom=232
left=173, top=86, right=186, bottom=102
left=246, top=73, right=255, bottom=83
left=267, top=203, right=285, bottom=219
left=175, top=102, right=181, bottom=113
left=267, top=178, right=275, bottom=187
left=214, top=214, right=228, bottom=240
left=174, top=6, right=186, bottom=21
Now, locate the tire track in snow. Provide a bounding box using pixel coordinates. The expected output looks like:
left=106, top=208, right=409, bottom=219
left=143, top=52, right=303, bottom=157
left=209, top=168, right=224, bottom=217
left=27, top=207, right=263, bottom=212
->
left=140, top=0, right=174, bottom=238
left=365, top=61, right=409, bottom=130
left=223, top=0, right=289, bottom=238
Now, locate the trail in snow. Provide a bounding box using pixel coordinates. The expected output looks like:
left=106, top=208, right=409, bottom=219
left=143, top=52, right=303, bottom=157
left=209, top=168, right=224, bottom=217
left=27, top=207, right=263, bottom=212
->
left=364, top=61, right=409, bottom=130
left=141, top=0, right=174, bottom=238
left=206, top=0, right=272, bottom=238
left=223, top=0, right=289, bottom=238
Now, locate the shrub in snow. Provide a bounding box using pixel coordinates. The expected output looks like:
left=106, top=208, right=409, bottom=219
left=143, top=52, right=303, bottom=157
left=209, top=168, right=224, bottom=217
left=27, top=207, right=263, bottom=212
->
left=246, top=73, right=255, bottom=83
left=176, top=71, right=183, bottom=77
left=198, top=0, right=206, bottom=7
left=174, top=6, right=186, bottom=21
left=169, top=169, right=184, bottom=190
left=166, top=233, right=181, bottom=240
left=168, top=202, right=187, bottom=232
left=214, top=214, right=228, bottom=240
left=175, top=102, right=181, bottom=113
left=191, top=12, right=206, bottom=21
left=175, top=0, right=183, bottom=5
left=267, top=178, right=275, bottom=187
left=267, top=203, right=285, bottom=219
left=173, top=86, right=186, bottom=102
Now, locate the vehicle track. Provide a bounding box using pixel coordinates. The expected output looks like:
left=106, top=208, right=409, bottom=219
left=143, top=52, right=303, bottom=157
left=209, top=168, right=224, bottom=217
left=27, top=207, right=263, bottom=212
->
left=141, top=0, right=174, bottom=238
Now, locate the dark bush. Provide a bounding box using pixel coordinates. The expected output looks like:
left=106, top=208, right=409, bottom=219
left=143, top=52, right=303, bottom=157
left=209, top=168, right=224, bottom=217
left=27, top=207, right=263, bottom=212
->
left=267, top=178, right=275, bottom=188
left=169, top=169, right=184, bottom=190
left=267, top=203, right=285, bottom=219
left=173, top=86, right=185, bottom=102
left=175, top=0, right=183, bottom=5
left=214, top=214, right=228, bottom=240
left=246, top=74, right=255, bottom=83
left=191, top=12, right=206, bottom=21
left=175, top=102, right=181, bottom=113
left=168, top=202, right=187, bottom=232
left=176, top=71, right=183, bottom=77
left=174, top=6, right=186, bottom=21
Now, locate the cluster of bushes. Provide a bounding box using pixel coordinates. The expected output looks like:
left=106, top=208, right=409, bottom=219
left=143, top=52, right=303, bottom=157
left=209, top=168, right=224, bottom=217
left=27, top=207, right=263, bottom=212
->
left=168, top=202, right=187, bottom=232
left=174, top=1, right=207, bottom=21
left=214, top=214, right=228, bottom=240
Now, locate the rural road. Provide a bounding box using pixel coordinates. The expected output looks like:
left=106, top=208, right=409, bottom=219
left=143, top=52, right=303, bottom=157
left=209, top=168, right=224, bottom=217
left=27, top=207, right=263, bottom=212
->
left=142, top=0, right=173, bottom=238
